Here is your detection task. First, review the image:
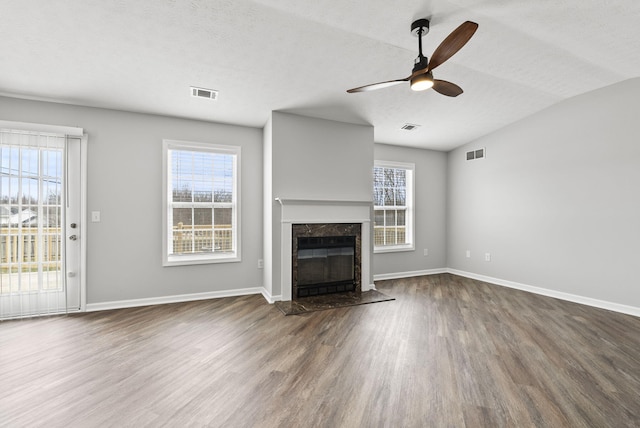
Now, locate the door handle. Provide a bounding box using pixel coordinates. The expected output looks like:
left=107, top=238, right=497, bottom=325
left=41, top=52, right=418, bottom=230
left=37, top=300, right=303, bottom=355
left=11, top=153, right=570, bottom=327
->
left=69, top=235, right=77, bottom=241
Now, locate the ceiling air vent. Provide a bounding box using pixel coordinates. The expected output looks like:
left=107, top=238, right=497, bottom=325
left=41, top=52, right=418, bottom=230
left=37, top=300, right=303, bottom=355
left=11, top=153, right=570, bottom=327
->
left=190, top=86, right=218, bottom=100
left=401, top=123, right=420, bottom=131
left=466, top=148, right=485, bottom=161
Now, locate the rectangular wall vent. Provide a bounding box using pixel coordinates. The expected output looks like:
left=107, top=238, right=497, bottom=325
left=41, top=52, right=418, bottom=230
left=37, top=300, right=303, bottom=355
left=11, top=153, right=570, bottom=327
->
left=401, top=123, right=420, bottom=131
left=466, top=148, right=485, bottom=161
left=190, top=86, right=218, bottom=100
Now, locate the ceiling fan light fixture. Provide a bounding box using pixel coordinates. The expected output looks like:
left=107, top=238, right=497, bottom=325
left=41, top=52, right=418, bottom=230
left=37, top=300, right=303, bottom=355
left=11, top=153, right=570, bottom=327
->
left=410, top=72, right=434, bottom=91
left=346, top=20, right=477, bottom=96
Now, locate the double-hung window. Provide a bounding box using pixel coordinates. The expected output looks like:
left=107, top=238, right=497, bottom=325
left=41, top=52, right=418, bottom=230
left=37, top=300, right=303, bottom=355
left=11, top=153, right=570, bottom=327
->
left=373, top=161, right=414, bottom=252
left=162, top=139, right=240, bottom=266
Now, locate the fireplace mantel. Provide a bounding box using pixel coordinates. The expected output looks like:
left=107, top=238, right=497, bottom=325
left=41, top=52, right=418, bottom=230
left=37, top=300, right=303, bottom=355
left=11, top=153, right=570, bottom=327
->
left=275, top=198, right=372, bottom=206
left=275, top=197, right=373, bottom=301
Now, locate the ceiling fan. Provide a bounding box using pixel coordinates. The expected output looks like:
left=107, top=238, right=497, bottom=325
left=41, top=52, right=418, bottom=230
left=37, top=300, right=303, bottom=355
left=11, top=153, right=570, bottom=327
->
left=346, top=19, right=478, bottom=97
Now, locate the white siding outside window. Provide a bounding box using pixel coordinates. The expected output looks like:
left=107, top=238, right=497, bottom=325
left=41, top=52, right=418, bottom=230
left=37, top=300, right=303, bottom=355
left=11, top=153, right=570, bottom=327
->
left=373, top=160, right=414, bottom=253
left=162, top=139, right=241, bottom=266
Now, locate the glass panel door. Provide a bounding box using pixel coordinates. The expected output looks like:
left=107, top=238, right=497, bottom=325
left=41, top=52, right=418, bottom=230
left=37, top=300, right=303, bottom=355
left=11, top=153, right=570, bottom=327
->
left=0, top=130, right=81, bottom=318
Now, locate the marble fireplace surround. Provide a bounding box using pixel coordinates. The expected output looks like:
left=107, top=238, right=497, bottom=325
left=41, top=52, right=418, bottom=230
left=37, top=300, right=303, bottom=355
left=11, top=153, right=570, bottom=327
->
left=275, top=198, right=373, bottom=302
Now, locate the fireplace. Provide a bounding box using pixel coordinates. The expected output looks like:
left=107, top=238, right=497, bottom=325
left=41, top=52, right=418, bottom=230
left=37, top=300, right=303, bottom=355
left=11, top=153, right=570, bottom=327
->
left=292, top=223, right=361, bottom=299
left=272, top=198, right=372, bottom=302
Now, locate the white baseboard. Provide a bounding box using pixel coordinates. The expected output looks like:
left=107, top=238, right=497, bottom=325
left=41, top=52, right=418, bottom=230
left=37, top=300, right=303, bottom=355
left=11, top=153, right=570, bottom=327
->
left=372, top=267, right=640, bottom=317
left=86, top=287, right=264, bottom=312
left=374, top=268, right=447, bottom=282
left=260, top=288, right=281, bottom=304
left=363, top=282, right=376, bottom=291
left=447, top=269, right=640, bottom=318
left=85, top=270, right=640, bottom=318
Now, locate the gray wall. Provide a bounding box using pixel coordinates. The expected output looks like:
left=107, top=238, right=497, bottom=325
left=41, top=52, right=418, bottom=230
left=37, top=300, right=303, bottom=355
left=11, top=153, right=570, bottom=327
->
left=6, top=75, right=638, bottom=310
left=373, top=143, right=447, bottom=276
left=270, top=112, right=374, bottom=201
left=0, top=96, right=263, bottom=304
left=447, top=78, right=640, bottom=308
left=265, top=111, right=374, bottom=297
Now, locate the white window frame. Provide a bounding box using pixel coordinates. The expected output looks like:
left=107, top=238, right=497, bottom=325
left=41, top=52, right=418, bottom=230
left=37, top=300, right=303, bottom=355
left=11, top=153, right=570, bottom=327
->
left=373, top=160, right=415, bottom=253
left=162, top=139, right=241, bottom=266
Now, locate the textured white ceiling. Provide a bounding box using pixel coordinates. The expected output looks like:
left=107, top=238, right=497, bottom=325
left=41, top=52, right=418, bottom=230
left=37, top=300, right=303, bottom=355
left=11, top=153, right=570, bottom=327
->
left=1, top=0, right=639, bottom=151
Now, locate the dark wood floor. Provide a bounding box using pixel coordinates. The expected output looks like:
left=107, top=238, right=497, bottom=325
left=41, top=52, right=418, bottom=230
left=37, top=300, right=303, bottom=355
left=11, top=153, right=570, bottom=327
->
left=1, top=274, right=639, bottom=427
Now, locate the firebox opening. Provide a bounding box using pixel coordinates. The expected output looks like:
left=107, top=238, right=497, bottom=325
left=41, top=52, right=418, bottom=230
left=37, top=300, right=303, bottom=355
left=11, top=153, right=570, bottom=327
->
left=296, top=235, right=356, bottom=298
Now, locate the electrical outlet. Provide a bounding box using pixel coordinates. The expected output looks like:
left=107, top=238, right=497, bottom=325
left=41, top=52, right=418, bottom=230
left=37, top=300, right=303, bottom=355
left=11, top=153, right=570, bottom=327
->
left=466, top=250, right=471, bottom=258
left=423, top=249, right=429, bottom=256
left=485, top=253, right=491, bottom=262
left=258, top=259, right=264, bottom=269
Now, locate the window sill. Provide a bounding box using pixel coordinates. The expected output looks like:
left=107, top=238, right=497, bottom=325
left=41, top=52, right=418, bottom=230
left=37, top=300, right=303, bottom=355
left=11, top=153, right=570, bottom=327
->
left=374, top=245, right=414, bottom=254
left=163, top=253, right=240, bottom=267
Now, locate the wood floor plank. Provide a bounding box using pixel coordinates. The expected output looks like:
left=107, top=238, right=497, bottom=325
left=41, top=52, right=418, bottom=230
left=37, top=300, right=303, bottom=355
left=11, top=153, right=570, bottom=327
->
left=1, top=274, right=640, bottom=427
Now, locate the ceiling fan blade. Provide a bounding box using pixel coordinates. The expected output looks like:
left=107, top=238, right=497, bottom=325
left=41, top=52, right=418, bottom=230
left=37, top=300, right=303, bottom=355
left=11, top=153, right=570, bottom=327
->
left=432, top=79, right=463, bottom=97
left=428, top=21, right=478, bottom=72
left=346, top=78, right=409, bottom=93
